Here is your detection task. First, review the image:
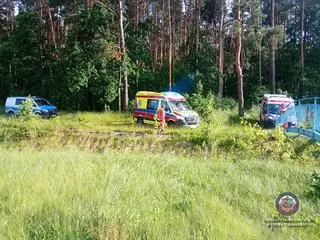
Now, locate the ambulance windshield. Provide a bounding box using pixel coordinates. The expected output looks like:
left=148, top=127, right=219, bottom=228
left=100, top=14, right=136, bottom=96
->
left=268, top=104, right=280, bottom=115
left=170, top=101, right=191, bottom=111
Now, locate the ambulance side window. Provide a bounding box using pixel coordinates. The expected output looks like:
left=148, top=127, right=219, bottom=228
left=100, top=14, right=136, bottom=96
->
left=161, top=101, right=171, bottom=113
left=263, top=103, right=267, bottom=114
left=147, top=99, right=159, bottom=111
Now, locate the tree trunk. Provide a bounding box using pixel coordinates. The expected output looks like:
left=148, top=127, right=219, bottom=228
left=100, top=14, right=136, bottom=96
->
left=269, top=0, right=276, bottom=93
left=218, top=0, right=225, bottom=98
left=235, top=0, right=244, bottom=117
left=119, top=0, right=128, bottom=111
left=6, top=0, right=14, bottom=36
left=259, top=0, right=262, bottom=85
left=119, top=66, right=122, bottom=112
left=299, top=0, right=305, bottom=97
left=259, top=47, right=262, bottom=85
left=160, top=0, right=165, bottom=67
left=152, top=5, right=158, bottom=73
left=47, top=4, right=57, bottom=49
left=168, top=0, right=173, bottom=91
left=195, top=0, right=200, bottom=76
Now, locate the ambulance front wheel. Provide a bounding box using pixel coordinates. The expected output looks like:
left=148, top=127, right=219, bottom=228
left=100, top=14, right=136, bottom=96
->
left=137, top=117, right=144, bottom=125
left=175, top=120, right=184, bottom=128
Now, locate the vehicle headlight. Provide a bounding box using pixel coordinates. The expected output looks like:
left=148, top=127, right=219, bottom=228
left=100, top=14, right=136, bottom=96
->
left=42, top=109, right=48, bottom=113
left=176, top=115, right=185, bottom=120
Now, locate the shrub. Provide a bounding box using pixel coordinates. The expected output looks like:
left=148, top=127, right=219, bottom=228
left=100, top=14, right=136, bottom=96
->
left=128, top=99, right=134, bottom=112
left=190, top=118, right=298, bottom=161
left=0, top=106, right=4, bottom=115
left=0, top=118, right=33, bottom=142
left=245, top=85, right=269, bottom=108
left=213, top=97, right=237, bottom=110
left=187, top=92, right=215, bottom=123
left=307, top=172, right=320, bottom=199
left=20, top=97, right=34, bottom=119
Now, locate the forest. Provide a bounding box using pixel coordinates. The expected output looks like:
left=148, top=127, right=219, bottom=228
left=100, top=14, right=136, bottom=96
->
left=0, top=0, right=319, bottom=115
left=1, top=1, right=320, bottom=239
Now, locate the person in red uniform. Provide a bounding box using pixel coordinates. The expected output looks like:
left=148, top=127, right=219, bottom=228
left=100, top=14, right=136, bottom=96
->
left=156, top=104, right=166, bottom=134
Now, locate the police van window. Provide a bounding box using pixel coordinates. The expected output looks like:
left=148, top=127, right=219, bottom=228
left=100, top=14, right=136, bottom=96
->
left=161, top=100, right=171, bottom=113
left=147, top=99, right=159, bottom=110
left=15, top=99, right=25, bottom=105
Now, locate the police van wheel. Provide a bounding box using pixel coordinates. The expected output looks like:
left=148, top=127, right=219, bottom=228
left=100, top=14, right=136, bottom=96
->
left=137, top=117, right=144, bottom=125
left=7, top=111, right=15, bottom=117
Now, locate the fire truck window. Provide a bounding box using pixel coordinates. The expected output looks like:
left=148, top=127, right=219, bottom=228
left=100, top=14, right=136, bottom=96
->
left=147, top=99, right=159, bottom=110
left=161, top=101, right=171, bottom=113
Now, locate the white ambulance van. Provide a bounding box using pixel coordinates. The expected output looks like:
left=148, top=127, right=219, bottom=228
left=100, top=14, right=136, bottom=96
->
left=260, top=94, right=295, bottom=127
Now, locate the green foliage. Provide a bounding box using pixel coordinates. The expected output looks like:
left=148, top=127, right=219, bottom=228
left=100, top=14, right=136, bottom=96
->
left=265, top=25, right=286, bottom=49
left=188, top=109, right=318, bottom=163
left=307, top=172, right=320, bottom=199
left=187, top=84, right=215, bottom=123
left=59, top=5, right=119, bottom=110
left=245, top=85, right=269, bottom=108
left=0, top=0, right=320, bottom=112
left=19, top=97, right=33, bottom=119
left=214, top=97, right=237, bottom=110
left=187, top=82, right=236, bottom=124
left=128, top=99, right=134, bottom=112
left=0, top=118, right=43, bottom=142
left=192, top=116, right=296, bottom=161
left=193, top=40, right=219, bottom=94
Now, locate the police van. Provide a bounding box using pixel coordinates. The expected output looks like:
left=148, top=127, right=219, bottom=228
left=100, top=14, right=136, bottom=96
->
left=5, top=96, right=58, bottom=117
left=133, top=91, right=200, bottom=127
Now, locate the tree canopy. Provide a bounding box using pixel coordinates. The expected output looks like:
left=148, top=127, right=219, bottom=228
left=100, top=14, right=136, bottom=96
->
left=0, top=0, right=319, bottom=113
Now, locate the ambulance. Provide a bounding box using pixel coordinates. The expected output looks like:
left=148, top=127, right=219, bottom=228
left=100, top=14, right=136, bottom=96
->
left=133, top=91, right=200, bottom=127
left=260, top=94, right=295, bottom=127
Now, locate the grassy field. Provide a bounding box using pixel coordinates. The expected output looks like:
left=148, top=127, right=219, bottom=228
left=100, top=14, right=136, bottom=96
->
left=0, top=110, right=319, bottom=239
left=0, top=148, right=319, bottom=239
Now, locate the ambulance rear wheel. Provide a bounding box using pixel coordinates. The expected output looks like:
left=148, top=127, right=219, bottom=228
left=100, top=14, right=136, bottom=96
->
left=137, top=117, right=144, bottom=125
left=167, top=121, right=175, bottom=128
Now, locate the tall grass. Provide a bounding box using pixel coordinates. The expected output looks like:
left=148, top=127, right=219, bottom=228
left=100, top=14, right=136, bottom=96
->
left=0, top=148, right=319, bottom=239
left=0, top=110, right=319, bottom=163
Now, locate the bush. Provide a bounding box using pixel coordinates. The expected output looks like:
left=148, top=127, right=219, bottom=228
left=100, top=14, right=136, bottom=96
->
left=213, top=97, right=237, bottom=110
left=0, top=118, right=34, bottom=142
left=0, top=106, right=4, bottom=115
left=245, top=85, right=269, bottom=108
left=187, top=92, right=215, bottom=123
left=186, top=83, right=236, bottom=123
left=20, top=97, right=34, bottom=119
left=218, top=119, right=295, bottom=160
left=190, top=118, right=298, bottom=161
left=128, top=99, right=134, bottom=112
left=307, top=172, right=320, bottom=199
